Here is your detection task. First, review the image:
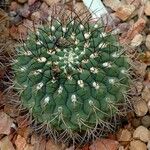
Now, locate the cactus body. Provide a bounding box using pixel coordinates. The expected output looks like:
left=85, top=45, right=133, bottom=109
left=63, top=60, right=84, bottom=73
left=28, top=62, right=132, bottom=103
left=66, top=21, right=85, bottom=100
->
left=13, top=19, right=130, bottom=137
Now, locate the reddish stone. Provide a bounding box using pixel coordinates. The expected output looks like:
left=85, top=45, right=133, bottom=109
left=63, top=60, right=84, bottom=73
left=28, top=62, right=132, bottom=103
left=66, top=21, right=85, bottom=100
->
left=89, top=139, right=119, bottom=150
left=9, top=25, right=20, bottom=40
left=46, top=140, right=62, bottom=150
left=125, top=0, right=140, bottom=7
left=120, top=18, right=146, bottom=44
left=18, top=24, right=28, bottom=40
left=28, top=0, right=36, bottom=6
left=0, top=112, right=13, bottom=135
left=115, top=4, right=135, bottom=21
left=10, top=1, right=19, bottom=11
left=15, top=135, right=27, bottom=150
left=81, top=144, right=89, bottom=150
left=34, top=138, right=46, bottom=150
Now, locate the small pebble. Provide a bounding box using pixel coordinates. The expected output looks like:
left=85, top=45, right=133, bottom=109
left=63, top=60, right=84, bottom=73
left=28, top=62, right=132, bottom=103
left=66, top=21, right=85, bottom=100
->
left=9, top=14, right=22, bottom=25
left=0, top=136, right=15, bottom=150
left=31, top=11, right=41, bottom=22
left=40, top=2, right=49, bottom=13
left=24, top=144, right=34, bottom=150
left=28, top=0, right=36, bottom=5
left=34, top=139, right=46, bottom=150
left=4, top=104, right=18, bottom=117
left=10, top=1, right=20, bottom=11
left=132, top=118, right=141, bottom=128
left=147, top=101, right=150, bottom=113
left=65, top=146, right=75, bottom=150
left=23, top=19, right=33, bottom=29
left=89, top=139, right=119, bottom=150
left=43, top=0, right=59, bottom=6
left=135, top=81, right=143, bottom=94
left=133, top=126, right=150, bottom=142
left=147, top=140, right=150, bottom=149
left=131, top=34, right=143, bottom=47
left=133, top=61, right=147, bottom=77
left=115, top=4, right=136, bottom=21
left=142, top=86, right=150, bottom=102
left=146, top=34, right=150, bottom=50
left=0, top=112, right=14, bottom=135
left=141, top=115, right=150, bottom=128
left=130, top=140, right=147, bottom=150
left=117, top=23, right=130, bottom=33
left=133, top=98, right=148, bottom=117
left=144, top=1, right=150, bottom=16
left=18, top=0, right=28, bottom=4
left=120, top=18, right=146, bottom=44
left=117, top=129, right=132, bottom=142
left=9, top=11, right=17, bottom=17
left=46, top=140, right=63, bottom=150
left=19, top=4, right=30, bottom=18
left=18, top=24, right=28, bottom=40
left=118, top=146, right=125, bottom=150
left=28, top=1, right=41, bottom=13
left=15, top=135, right=27, bottom=150
left=103, top=0, right=121, bottom=11
left=126, top=0, right=140, bottom=7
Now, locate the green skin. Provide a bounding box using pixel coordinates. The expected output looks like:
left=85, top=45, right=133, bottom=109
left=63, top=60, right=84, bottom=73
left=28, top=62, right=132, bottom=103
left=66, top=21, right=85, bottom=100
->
left=13, top=20, right=130, bottom=133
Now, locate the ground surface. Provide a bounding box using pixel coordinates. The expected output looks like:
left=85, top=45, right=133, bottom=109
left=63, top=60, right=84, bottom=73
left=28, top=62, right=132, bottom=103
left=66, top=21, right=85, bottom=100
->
left=0, top=0, right=150, bottom=150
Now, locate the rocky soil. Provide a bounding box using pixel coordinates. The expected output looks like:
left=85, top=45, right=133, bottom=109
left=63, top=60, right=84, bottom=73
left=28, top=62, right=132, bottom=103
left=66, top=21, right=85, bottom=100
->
left=0, top=0, right=150, bottom=149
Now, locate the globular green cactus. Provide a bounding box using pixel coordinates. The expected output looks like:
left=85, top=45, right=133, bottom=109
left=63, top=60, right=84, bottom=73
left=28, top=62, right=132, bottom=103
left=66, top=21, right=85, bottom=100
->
left=13, top=18, right=130, bottom=141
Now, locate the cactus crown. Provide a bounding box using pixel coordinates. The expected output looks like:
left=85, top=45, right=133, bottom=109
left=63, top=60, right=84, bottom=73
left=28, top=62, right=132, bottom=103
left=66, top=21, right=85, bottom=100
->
left=13, top=17, right=130, bottom=142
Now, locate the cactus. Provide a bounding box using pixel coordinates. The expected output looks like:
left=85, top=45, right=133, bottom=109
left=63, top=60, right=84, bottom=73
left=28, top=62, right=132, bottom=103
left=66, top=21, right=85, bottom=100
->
left=13, top=18, right=130, bottom=142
